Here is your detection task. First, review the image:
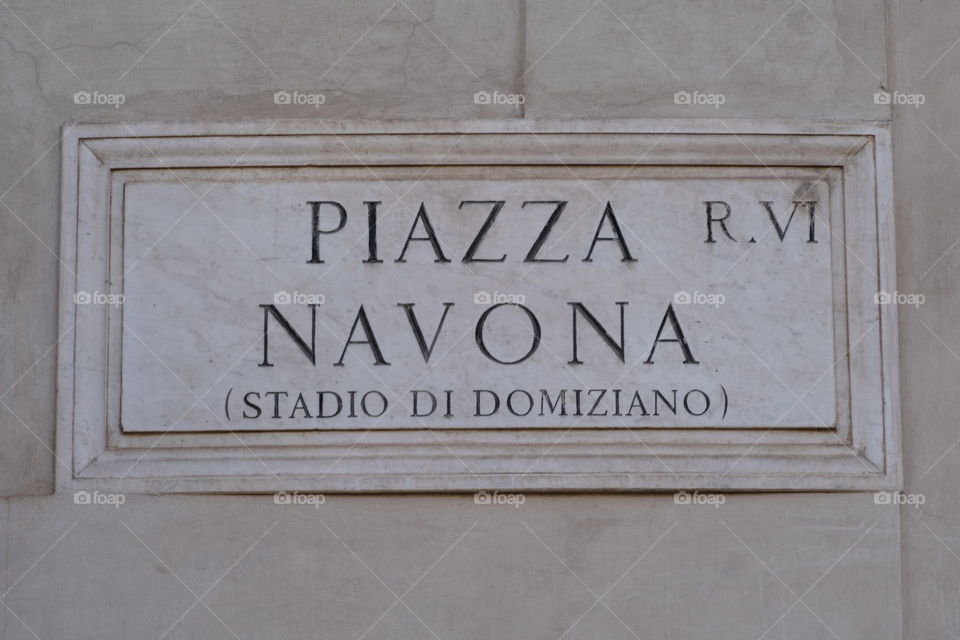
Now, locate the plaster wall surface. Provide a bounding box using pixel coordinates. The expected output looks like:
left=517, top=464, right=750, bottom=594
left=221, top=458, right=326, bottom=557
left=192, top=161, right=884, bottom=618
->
left=0, top=1, right=951, bottom=638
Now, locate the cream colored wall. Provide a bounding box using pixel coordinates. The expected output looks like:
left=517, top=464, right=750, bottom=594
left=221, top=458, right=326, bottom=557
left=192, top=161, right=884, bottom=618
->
left=889, top=1, right=960, bottom=637
left=1, top=1, right=949, bottom=637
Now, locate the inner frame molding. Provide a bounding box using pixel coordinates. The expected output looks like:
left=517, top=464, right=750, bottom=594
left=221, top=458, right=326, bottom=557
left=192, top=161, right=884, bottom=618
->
left=57, top=119, right=900, bottom=493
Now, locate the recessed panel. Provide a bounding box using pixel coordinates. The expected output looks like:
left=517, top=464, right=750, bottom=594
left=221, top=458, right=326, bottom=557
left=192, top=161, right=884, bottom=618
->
left=117, top=168, right=838, bottom=432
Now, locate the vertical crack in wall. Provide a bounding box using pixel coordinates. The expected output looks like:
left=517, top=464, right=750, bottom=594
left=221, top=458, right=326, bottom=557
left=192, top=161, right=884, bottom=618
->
left=520, top=0, right=526, bottom=118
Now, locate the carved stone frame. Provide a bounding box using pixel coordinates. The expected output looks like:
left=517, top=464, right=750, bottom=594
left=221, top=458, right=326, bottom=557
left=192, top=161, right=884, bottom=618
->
left=57, top=119, right=900, bottom=493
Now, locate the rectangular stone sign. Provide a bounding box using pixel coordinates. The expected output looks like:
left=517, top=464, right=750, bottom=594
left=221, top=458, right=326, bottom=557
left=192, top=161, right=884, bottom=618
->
left=58, top=121, right=900, bottom=492
left=123, top=169, right=834, bottom=432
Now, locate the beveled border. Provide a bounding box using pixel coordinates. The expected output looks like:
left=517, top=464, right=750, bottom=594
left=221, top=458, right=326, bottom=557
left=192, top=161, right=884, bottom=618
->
left=56, top=119, right=900, bottom=493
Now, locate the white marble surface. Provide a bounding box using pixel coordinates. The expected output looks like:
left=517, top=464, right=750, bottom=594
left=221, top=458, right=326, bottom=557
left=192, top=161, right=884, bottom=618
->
left=120, top=169, right=837, bottom=432
left=55, top=122, right=896, bottom=491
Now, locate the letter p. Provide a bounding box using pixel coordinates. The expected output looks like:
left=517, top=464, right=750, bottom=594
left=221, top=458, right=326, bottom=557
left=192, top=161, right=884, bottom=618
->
left=306, top=201, right=348, bottom=264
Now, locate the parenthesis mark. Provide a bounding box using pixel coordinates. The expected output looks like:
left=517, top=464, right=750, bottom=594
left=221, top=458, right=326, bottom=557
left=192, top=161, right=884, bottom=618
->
left=720, top=385, right=728, bottom=421
left=225, top=387, right=233, bottom=421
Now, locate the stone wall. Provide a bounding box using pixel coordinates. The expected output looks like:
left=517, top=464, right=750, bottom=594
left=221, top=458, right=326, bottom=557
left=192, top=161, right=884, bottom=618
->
left=1, top=1, right=955, bottom=637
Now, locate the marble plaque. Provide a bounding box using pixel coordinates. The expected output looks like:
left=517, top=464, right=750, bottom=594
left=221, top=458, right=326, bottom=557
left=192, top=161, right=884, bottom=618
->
left=58, top=121, right=900, bottom=492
